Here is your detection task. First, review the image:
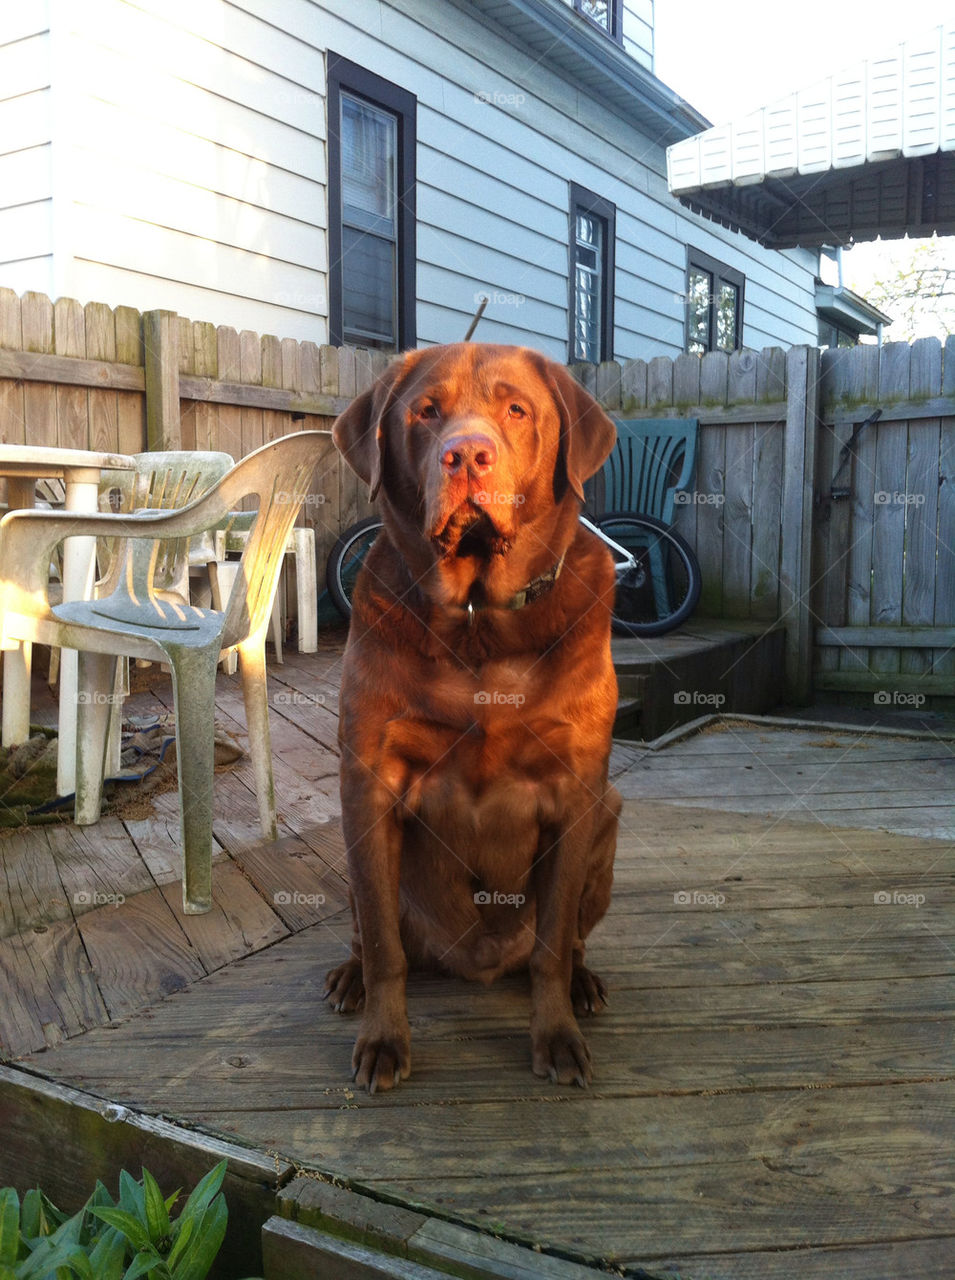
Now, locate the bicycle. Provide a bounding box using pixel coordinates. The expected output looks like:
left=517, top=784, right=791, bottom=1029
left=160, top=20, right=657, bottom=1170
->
left=325, top=509, right=701, bottom=637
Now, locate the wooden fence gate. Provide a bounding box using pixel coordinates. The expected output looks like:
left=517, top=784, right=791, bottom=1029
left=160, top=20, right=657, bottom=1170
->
left=812, top=337, right=955, bottom=699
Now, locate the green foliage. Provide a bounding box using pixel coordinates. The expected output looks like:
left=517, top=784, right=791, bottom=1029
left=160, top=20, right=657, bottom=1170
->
left=0, top=1162, right=257, bottom=1280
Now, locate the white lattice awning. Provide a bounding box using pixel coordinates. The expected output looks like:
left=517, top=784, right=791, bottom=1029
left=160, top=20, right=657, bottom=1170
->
left=666, top=22, right=955, bottom=248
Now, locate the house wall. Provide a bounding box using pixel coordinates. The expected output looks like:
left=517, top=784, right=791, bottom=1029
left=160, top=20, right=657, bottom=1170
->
left=0, top=3, right=55, bottom=298
left=0, top=0, right=818, bottom=356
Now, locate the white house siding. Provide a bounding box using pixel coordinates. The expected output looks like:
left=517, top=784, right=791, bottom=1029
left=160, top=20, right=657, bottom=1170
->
left=0, top=4, right=54, bottom=297
left=331, top=0, right=818, bottom=357
left=622, top=0, right=654, bottom=71
left=0, top=0, right=817, bottom=355
left=554, top=0, right=653, bottom=70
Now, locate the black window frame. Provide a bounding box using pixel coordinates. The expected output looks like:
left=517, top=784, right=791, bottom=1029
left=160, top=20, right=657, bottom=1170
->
left=327, top=53, right=416, bottom=351
left=685, top=249, right=745, bottom=354
left=573, top=0, right=623, bottom=42
left=569, top=182, right=616, bottom=364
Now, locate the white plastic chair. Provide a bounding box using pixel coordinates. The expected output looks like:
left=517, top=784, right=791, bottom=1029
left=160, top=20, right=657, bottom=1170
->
left=0, top=431, right=332, bottom=914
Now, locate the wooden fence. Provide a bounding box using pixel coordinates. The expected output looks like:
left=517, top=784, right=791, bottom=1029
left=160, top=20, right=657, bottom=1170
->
left=0, top=287, right=952, bottom=702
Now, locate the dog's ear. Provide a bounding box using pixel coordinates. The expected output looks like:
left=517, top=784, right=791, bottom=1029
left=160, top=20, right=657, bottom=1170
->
left=544, top=361, right=617, bottom=502
left=332, top=356, right=411, bottom=500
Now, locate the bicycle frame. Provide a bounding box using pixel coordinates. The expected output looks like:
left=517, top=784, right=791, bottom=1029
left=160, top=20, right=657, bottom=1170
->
left=579, top=514, right=638, bottom=571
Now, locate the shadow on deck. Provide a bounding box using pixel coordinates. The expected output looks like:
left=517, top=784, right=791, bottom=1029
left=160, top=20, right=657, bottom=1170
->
left=0, top=631, right=953, bottom=1279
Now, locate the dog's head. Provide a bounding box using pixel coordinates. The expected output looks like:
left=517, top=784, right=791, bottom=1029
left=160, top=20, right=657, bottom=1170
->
left=332, top=343, right=616, bottom=606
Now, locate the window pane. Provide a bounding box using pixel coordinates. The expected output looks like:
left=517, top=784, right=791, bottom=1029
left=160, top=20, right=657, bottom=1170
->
left=579, top=0, right=611, bottom=31
left=574, top=211, right=603, bottom=362
left=716, top=281, right=738, bottom=351
left=342, top=227, right=396, bottom=345
left=341, top=93, right=396, bottom=235
left=687, top=267, right=711, bottom=355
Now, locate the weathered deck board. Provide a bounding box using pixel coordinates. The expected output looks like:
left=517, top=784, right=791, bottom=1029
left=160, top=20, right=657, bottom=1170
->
left=611, top=720, right=955, bottom=840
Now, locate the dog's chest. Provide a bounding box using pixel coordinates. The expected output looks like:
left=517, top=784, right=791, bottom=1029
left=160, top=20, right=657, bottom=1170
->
left=394, top=661, right=574, bottom=839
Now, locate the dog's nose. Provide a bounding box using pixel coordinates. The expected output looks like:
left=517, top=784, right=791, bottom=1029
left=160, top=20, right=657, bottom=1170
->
left=440, top=433, right=498, bottom=476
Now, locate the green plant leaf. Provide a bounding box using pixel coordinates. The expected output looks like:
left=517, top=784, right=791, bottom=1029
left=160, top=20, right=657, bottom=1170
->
left=164, top=1215, right=193, bottom=1271
left=20, top=1190, right=62, bottom=1241
left=117, top=1173, right=145, bottom=1222
left=87, top=1208, right=151, bottom=1254
left=169, top=1197, right=226, bottom=1280
left=87, top=1226, right=129, bottom=1280
left=0, top=1262, right=16, bottom=1280
left=51, top=1245, right=95, bottom=1279
left=140, top=1171, right=170, bottom=1247
left=163, top=1191, right=181, bottom=1216
left=0, top=1189, right=18, bottom=1265
left=45, top=1205, right=86, bottom=1249
left=175, top=1163, right=226, bottom=1232
left=122, top=1248, right=169, bottom=1280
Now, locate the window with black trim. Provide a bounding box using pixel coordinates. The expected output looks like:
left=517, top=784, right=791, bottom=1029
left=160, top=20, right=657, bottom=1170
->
left=570, top=184, right=615, bottom=364
left=686, top=250, right=744, bottom=354
left=327, top=54, right=416, bottom=351
left=573, top=0, right=622, bottom=41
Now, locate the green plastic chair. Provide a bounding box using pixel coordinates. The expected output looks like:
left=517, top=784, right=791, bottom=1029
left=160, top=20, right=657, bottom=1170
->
left=592, top=418, right=699, bottom=524
left=0, top=431, right=332, bottom=914
left=587, top=418, right=699, bottom=624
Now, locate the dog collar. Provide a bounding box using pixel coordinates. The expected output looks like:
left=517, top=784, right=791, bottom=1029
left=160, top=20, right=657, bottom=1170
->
left=465, top=552, right=566, bottom=626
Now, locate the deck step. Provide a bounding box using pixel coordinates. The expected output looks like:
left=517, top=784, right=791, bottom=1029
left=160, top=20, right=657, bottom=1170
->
left=612, top=618, right=786, bottom=741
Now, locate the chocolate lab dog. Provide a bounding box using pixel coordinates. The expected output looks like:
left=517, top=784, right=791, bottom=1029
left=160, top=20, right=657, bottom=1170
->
left=326, top=342, right=621, bottom=1092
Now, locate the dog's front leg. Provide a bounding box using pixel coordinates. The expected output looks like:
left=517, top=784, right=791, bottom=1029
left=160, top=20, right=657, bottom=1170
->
left=342, top=774, right=411, bottom=1093
left=529, top=816, right=598, bottom=1087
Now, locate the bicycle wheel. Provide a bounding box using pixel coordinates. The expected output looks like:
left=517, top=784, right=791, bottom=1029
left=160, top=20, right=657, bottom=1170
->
left=325, top=515, right=384, bottom=619
left=593, top=511, right=702, bottom=637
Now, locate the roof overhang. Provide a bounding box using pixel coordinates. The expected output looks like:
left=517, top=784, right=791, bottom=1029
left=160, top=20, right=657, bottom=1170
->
left=814, top=284, right=893, bottom=335
left=454, top=0, right=710, bottom=144
left=666, top=23, right=955, bottom=248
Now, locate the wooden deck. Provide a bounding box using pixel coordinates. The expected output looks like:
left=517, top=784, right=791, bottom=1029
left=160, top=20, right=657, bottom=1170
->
left=1, top=636, right=953, bottom=1278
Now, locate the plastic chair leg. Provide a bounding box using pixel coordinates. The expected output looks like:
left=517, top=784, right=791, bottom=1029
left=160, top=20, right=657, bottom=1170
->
left=74, top=650, right=118, bottom=825
left=1, top=642, right=32, bottom=746
left=237, top=639, right=277, bottom=841
left=291, top=527, right=318, bottom=653
left=167, top=644, right=220, bottom=915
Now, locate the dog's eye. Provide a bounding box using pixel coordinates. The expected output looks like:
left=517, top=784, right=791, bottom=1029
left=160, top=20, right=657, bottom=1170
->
left=507, top=403, right=527, bottom=419
left=417, top=403, right=440, bottom=421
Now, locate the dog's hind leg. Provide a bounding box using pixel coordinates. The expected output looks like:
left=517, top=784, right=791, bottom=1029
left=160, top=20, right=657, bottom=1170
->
left=570, top=784, right=620, bottom=1015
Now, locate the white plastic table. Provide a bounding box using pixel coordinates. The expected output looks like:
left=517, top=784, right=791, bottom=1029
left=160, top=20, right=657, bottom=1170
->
left=0, top=444, right=134, bottom=795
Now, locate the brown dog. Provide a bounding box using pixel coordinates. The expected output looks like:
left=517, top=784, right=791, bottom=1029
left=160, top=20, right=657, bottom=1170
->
left=326, top=343, right=621, bottom=1092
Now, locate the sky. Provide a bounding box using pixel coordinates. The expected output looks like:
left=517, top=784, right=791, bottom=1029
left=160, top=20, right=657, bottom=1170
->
left=654, top=0, right=954, bottom=126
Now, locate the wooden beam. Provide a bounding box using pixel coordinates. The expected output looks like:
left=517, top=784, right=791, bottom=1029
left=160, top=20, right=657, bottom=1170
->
left=814, top=670, right=954, bottom=694
left=142, top=310, right=181, bottom=451
left=779, top=345, right=820, bottom=704
left=823, top=396, right=955, bottom=426
left=816, top=626, right=955, bottom=649
left=0, top=347, right=145, bottom=392
left=179, top=374, right=349, bottom=419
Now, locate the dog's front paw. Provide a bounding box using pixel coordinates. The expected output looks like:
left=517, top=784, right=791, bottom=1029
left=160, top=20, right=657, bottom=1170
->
left=352, top=1016, right=412, bottom=1093
left=323, top=958, right=365, bottom=1013
left=571, top=962, right=608, bottom=1016
left=531, top=1019, right=593, bottom=1087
